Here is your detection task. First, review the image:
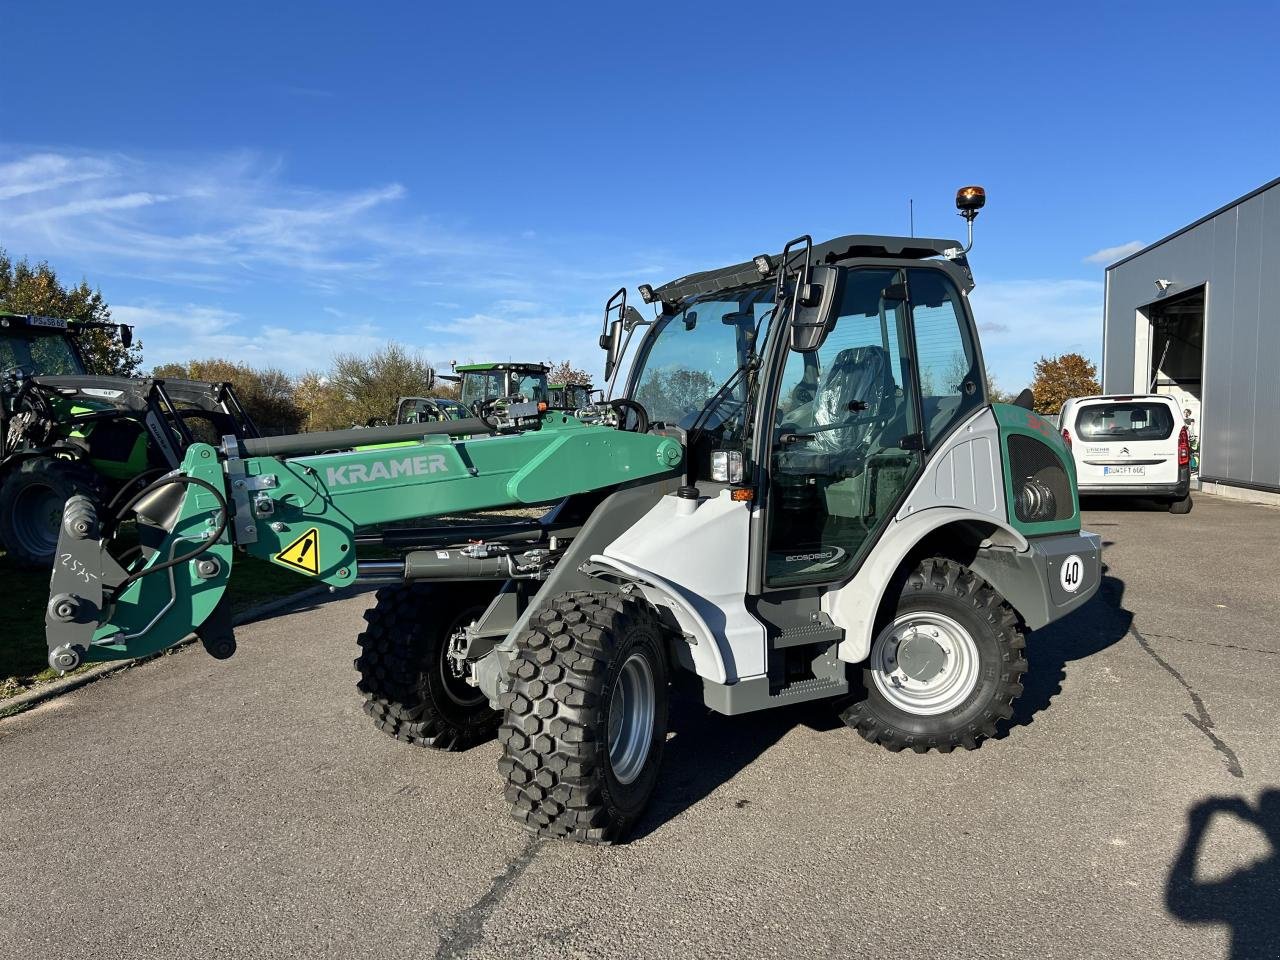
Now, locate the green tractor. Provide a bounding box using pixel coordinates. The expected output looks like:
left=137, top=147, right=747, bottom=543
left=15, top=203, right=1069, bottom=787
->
left=547, top=379, right=594, bottom=411
left=44, top=188, right=1102, bottom=844
left=450, top=361, right=550, bottom=415
left=0, top=311, right=259, bottom=566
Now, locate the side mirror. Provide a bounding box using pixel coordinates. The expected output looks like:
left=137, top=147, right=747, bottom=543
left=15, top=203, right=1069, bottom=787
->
left=119, top=324, right=133, bottom=348
left=788, top=264, right=841, bottom=352
left=604, top=318, right=624, bottom=381
left=1013, top=387, right=1034, bottom=410
left=424, top=367, right=436, bottom=392
left=600, top=287, right=628, bottom=382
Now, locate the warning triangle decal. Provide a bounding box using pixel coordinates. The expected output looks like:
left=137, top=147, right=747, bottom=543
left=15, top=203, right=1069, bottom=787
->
left=275, top=527, right=321, bottom=575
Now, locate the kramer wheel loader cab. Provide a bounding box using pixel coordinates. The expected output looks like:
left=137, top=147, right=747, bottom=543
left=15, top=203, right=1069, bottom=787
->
left=45, top=188, right=1101, bottom=844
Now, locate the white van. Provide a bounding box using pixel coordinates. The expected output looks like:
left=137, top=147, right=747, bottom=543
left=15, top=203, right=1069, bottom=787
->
left=1058, top=394, right=1192, bottom=513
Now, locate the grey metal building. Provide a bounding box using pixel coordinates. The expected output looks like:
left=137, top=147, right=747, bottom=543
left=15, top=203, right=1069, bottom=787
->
left=1102, top=176, right=1280, bottom=501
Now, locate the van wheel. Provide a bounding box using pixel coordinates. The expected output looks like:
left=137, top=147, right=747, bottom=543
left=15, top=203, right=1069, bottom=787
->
left=1168, top=493, right=1193, bottom=514
left=841, top=558, right=1026, bottom=754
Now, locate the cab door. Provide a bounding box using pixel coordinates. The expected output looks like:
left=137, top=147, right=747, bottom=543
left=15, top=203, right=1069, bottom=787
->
left=761, top=267, right=924, bottom=587
left=758, top=264, right=984, bottom=589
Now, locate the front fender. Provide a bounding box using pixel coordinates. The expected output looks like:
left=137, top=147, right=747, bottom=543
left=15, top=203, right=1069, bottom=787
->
left=582, top=555, right=732, bottom=685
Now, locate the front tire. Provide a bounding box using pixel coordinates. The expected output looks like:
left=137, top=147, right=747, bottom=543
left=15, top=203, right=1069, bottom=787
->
left=842, top=558, right=1026, bottom=753
left=498, top=591, right=669, bottom=844
left=0, top=457, right=101, bottom=567
left=354, top=582, right=500, bottom=750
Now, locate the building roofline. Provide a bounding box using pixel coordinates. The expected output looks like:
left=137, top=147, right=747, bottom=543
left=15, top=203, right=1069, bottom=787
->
left=1106, top=175, right=1280, bottom=271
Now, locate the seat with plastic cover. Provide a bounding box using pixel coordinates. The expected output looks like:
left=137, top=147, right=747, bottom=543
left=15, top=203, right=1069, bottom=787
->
left=806, top=344, right=895, bottom=456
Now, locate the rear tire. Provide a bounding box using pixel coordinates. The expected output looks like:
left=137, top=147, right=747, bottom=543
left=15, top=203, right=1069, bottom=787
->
left=354, top=582, right=500, bottom=750
left=1168, top=493, right=1193, bottom=514
left=498, top=591, right=669, bottom=844
left=0, top=457, right=101, bottom=567
left=841, top=558, right=1026, bottom=754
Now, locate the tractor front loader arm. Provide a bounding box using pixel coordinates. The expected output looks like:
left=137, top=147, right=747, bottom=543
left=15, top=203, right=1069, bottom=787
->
left=45, top=413, right=683, bottom=672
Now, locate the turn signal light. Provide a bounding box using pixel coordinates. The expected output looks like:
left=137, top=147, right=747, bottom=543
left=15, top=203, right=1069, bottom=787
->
left=1178, top=426, right=1190, bottom=466
left=730, top=488, right=754, bottom=502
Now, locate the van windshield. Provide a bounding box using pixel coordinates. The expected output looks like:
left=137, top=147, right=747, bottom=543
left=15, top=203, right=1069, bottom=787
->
left=1075, top=402, right=1176, bottom=441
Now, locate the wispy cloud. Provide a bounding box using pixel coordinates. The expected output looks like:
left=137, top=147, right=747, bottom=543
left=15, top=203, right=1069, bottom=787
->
left=0, top=145, right=676, bottom=379
left=1083, top=240, right=1144, bottom=265
left=0, top=149, right=449, bottom=288
left=10, top=191, right=170, bottom=223
left=0, top=153, right=111, bottom=201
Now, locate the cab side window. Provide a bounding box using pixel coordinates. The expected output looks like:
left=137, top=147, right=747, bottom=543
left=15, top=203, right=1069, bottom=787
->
left=907, top=268, right=983, bottom=447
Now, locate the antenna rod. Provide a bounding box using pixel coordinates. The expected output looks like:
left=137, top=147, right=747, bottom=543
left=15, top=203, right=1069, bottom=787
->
left=909, top=198, right=914, bottom=237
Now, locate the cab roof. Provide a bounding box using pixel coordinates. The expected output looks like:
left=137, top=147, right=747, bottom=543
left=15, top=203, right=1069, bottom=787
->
left=652, top=234, right=972, bottom=305
left=454, top=361, right=549, bottom=374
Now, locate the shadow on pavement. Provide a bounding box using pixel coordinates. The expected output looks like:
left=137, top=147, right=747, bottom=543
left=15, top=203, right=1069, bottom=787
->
left=631, top=696, right=841, bottom=841
left=999, top=573, right=1133, bottom=737
left=1166, top=790, right=1280, bottom=960
left=1081, top=494, right=1176, bottom=513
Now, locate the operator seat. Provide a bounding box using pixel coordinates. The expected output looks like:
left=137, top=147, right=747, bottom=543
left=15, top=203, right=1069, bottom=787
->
left=808, top=344, right=895, bottom=455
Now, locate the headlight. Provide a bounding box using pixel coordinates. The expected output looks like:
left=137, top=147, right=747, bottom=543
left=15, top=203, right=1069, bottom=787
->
left=1015, top=476, right=1057, bottom=523
left=711, top=450, right=744, bottom=484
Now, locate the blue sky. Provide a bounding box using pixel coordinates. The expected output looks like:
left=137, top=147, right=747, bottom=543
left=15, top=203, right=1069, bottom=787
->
left=1, top=1, right=1277, bottom=390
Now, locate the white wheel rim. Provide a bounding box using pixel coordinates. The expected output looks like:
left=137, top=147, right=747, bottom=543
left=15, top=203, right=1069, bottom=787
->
left=869, top=612, right=980, bottom=716
left=607, top=652, right=655, bottom=785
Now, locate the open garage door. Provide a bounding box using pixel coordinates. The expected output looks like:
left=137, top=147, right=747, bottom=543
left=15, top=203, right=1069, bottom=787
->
left=1148, top=286, right=1204, bottom=470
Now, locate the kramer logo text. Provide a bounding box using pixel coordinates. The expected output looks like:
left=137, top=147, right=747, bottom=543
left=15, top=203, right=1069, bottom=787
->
left=326, top=454, right=449, bottom=486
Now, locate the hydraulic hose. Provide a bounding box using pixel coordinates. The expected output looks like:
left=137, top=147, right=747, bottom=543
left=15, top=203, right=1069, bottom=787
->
left=108, top=474, right=229, bottom=597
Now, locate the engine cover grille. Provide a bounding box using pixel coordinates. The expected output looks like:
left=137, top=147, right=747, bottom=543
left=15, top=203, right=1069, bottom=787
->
left=1007, top=434, right=1074, bottom=523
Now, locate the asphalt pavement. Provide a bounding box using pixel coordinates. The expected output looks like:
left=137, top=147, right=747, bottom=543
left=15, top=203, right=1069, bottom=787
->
left=2, top=493, right=1278, bottom=960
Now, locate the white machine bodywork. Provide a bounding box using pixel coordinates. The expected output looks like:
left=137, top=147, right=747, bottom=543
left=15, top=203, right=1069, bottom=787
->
left=825, top=408, right=1027, bottom=663
left=591, top=409, right=1033, bottom=680
left=591, top=489, right=763, bottom=684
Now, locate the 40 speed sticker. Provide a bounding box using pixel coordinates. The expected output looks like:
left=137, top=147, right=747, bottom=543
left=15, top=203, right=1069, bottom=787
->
left=1059, top=554, right=1084, bottom=593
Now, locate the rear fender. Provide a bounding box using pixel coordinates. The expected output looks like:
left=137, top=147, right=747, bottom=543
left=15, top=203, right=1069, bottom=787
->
left=826, top=508, right=1030, bottom=664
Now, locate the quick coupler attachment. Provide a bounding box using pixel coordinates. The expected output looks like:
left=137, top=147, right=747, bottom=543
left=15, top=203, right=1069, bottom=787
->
left=44, top=446, right=236, bottom=670
left=45, top=495, right=126, bottom=672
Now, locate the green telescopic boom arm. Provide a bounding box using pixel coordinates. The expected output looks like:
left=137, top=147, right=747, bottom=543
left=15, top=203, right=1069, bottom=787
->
left=44, top=412, right=683, bottom=672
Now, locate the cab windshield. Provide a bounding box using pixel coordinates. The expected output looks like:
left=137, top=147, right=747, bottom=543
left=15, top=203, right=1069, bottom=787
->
left=629, top=284, right=775, bottom=433
left=460, top=370, right=548, bottom=408
left=0, top=331, right=86, bottom=376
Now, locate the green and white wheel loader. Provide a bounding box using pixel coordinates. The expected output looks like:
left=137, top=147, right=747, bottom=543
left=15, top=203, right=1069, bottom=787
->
left=44, top=188, right=1101, bottom=843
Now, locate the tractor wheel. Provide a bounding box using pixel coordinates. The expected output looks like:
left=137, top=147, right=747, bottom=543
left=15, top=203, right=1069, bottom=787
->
left=354, top=582, right=501, bottom=750
left=0, top=458, right=101, bottom=567
left=498, top=591, right=669, bottom=844
left=1168, top=493, right=1193, bottom=514
left=841, top=558, right=1027, bottom=754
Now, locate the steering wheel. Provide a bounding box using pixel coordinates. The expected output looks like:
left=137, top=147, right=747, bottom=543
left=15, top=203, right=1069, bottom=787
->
left=610, top=398, right=649, bottom=433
